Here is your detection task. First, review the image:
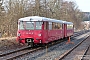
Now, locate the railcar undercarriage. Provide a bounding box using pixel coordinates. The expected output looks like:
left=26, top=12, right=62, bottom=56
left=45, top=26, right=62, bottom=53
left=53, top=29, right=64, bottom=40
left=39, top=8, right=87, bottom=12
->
left=25, top=38, right=34, bottom=47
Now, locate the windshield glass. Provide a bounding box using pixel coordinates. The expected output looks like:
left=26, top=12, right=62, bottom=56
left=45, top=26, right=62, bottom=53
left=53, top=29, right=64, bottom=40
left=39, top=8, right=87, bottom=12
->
left=36, top=22, right=43, bottom=29
left=19, top=21, right=34, bottom=30
left=19, top=21, right=43, bottom=30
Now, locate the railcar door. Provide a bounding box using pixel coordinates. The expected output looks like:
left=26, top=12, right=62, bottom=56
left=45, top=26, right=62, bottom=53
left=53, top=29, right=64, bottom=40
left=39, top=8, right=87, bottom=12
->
left=64, top=24, right=67, bottom=37
left=42, top=22, right=48, bottom=43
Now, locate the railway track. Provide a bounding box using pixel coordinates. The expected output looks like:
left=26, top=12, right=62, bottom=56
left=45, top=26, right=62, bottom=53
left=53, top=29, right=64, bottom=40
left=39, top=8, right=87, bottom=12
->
left=80, top=45, right=90, bottom=60
left=55, top=35, right=90, bottom=60
left=0, top=46, right=29, bottom=57
left=36, top=31, right=90, bottom=60
left=0, top=37, right=65, bottom=60
left=0, top=30, right=89, bottom=60
left=0, top=39, right=67, bottom=60
left=83, top=45, right=90, bottom=60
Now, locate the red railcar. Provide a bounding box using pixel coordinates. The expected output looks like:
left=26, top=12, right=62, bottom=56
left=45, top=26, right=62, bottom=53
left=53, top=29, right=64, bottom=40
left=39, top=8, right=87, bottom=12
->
left=17, top=16, right=74, bottom=47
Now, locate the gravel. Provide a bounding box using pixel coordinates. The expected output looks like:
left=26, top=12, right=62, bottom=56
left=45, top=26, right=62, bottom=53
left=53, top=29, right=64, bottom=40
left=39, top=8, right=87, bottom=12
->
left=14, top=31, right=90, bottom=60
left=0, top=38, right=27, bottom=55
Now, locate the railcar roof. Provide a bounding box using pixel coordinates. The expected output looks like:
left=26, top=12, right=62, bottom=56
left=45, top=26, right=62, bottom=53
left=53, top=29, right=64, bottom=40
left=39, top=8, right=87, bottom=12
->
left=19, top=16, right=73, bottom=24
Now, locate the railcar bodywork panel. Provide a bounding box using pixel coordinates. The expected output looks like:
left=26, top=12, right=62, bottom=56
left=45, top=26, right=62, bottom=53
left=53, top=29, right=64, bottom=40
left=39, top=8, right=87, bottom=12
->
left=64, top=24, right=74, bottom=37
left=47, top=30, right=64, bottom=42
left=16, top=16, right=74, bottom=46
left=66, top=29, right=74, bottom=37
left=17, top=30, right=42, bottom=44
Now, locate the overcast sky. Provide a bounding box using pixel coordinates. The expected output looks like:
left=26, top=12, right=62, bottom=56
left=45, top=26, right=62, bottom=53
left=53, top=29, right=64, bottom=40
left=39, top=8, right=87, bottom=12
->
left=66, top=0, right=90, bottom=12
left=75, top=0, right=90, bottom=12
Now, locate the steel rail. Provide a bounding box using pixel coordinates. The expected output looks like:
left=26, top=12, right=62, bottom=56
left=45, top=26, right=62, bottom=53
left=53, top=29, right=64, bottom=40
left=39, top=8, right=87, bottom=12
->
left=0, top=30, right=86, bottom=57
left=0, top=31, right=88, bottom=60
left=0, top=37, right=64, bottom=60
left=80, top=45, right=90, bottom=60
left=55, top=35, right=90, bottom=60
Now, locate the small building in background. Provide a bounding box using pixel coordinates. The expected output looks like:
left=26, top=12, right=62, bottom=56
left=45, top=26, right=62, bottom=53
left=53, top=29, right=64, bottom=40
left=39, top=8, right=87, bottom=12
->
left=81, top=21, right=90, bottom=30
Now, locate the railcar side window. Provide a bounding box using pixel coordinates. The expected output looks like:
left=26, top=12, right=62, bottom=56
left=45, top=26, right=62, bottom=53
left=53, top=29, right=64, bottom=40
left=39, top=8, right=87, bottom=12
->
left=57, top=23, right=62, bottom=29
left=44, top=22, right=48, bottom=30
left=67, top=24, right=73, bottom=29
left=49, top=22, right=52, bottom=30
left=52, top=22, right=56, bottom=29
left=52, top=22, right=62, bottom=30
left=19, top=22, right=24, bottom=30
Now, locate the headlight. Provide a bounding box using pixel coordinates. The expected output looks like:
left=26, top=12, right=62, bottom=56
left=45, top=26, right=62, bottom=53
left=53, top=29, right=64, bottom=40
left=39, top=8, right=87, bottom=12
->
left=18, top=33, right=21, bottom=36
left=38, top=34, right=41, bottom=36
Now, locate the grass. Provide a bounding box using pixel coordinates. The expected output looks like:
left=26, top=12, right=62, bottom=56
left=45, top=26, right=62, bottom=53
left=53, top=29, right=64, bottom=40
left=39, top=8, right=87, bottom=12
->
left=0, top=37, right=18, bottom=48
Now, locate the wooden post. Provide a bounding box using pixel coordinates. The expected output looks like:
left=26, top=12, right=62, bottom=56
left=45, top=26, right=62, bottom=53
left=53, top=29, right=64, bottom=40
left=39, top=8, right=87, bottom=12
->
left=46, top=45, right=48, bottom=56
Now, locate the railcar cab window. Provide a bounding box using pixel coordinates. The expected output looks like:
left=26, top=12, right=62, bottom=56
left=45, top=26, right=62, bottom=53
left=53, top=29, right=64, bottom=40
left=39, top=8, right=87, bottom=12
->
left=35, top=22, right=43, bottom=30
left=19, top=21, right=34, bottom=30
left=67, top=24, right=73, bottom=29
left=19, top=21, right=43, bottom=30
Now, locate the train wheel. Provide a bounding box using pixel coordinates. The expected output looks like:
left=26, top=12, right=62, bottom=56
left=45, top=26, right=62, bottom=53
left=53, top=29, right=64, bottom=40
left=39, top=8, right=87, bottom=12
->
left=41, top=43, right=46, bottom=47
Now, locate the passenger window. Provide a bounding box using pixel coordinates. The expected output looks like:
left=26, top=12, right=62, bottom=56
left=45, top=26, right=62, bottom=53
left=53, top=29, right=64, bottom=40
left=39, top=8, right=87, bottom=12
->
left=52, top=22, right=62, bottom=30
left=67, top=24, right=73, bottom=29
left=44, top=22, right=48, bottom=30
left=52, top=22, right=56, bottom=30
left=57, top=23, right=62, bottom=29
left=49, top=22, right=52, bottom=30
left=55, top=23, right=58, bottom=29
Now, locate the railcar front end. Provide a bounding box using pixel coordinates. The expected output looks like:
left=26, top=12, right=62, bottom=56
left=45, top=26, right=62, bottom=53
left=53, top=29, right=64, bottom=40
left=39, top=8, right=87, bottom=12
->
left=17, top=21, right=43, bottom=47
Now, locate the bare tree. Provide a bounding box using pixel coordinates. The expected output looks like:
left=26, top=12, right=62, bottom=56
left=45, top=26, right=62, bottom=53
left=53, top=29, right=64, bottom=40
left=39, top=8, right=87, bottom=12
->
left=0, top=0, right=84, bottom=37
